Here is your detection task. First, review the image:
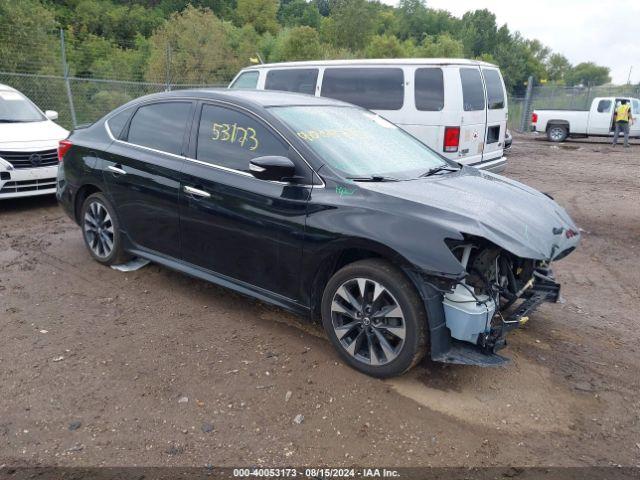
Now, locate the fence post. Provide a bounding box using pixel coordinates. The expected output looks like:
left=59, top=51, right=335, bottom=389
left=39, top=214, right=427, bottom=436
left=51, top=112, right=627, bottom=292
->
left=59, top=29, right=77, bottom=129
left=519, top=75, right=534, bottom=132
left=165, top=43, right=172, bottom=91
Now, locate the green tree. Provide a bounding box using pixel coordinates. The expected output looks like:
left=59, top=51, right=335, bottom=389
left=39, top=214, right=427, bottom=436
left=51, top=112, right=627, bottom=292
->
left=278, top=0, right=321, bottom=29
left=395, top=0, right=429, bottom=41
left=269, top=26, right=322, bottom=62
left=236, top=0, right=279, bottom=35
left=546, top=53, right=571, bottom=83
left=321, top=0, right=376, bottom=51
left=459, top=9, right=497, bottom=57
left=565, top=62, right=611, bottom=87
left=145, top=6, right=238, bottom=84
left=0, top=0, right=59, bottom=74
left=365, top=34, right=407, bottom=58
left=417, top=33, right=464, bottom=57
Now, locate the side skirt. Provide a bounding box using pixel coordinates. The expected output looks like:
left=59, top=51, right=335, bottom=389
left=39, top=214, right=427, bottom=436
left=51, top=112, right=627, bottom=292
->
left=128, top=247, right=311, bottom=317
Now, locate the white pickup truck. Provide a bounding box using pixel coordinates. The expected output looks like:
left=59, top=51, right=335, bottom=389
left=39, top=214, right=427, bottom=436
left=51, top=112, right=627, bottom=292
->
left=531, top=96, right=640, bottom=142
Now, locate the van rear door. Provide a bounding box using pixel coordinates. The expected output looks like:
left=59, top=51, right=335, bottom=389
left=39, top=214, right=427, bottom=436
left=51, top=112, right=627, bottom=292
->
left=481, top=68, right=506, bottom=162
left=458, top=67, right=486, bottom=166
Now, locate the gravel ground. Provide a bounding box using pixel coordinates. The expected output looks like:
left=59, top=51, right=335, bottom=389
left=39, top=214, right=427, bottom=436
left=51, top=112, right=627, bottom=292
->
left=1, top=134, right=639, bottom=468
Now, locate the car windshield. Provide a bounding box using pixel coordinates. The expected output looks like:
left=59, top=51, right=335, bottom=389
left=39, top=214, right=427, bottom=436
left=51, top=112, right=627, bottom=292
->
left=269, top=105, right=446, bottom=179
left=0, top=90, right=45, bottom=122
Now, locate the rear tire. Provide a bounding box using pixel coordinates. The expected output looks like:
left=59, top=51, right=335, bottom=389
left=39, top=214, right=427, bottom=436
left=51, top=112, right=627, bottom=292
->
left=547, top=125, right=568, bottom=142
left=80, top=192, right=131, bottom=266
left=321, top=259, right=428, bottom=378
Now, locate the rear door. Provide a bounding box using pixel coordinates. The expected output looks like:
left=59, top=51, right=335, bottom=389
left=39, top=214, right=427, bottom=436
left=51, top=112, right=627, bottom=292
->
left=481, top=68, right=506, bottom=161
left=458, top=67, right=486, bottom=166
left=104, top=101, right=193, bottom=258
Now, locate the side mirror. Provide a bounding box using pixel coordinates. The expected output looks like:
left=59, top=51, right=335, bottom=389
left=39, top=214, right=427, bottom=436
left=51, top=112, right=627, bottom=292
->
left=249, top=155, right=296, bottom=182
left=45, top=110, right=58, bottom=121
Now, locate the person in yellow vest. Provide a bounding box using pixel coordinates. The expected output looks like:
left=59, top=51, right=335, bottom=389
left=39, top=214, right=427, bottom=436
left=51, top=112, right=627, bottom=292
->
left=612, top=99, right=633, bottom=148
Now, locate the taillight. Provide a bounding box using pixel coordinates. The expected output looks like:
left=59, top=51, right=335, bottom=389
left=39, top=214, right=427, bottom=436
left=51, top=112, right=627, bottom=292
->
left=531, top=112, right=538, bottom=124
left=58, top=139, right=72, bottom=162
left=443, top=127, right=460, bottom=153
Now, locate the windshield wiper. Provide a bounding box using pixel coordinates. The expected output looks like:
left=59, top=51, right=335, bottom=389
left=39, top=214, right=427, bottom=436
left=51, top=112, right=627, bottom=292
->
left=347, top=175, right=400, bottom=182
left=0, top=119, right=25, bottom=123
left=419, top=165, right=460, bottom=178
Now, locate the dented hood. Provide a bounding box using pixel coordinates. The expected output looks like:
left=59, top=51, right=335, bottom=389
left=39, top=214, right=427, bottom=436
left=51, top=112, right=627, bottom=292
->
left=362, top=167, right=580, bottom=262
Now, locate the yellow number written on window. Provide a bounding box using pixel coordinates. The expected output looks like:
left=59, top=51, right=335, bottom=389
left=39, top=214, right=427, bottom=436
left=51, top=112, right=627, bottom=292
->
left=296, top=128, right=366, bottom=142
left=211, top=122, right=259, bottom=151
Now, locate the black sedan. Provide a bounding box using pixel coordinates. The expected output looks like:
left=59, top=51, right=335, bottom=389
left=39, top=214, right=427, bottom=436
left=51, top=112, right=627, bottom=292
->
left=56, top=90, right=579, bottom=377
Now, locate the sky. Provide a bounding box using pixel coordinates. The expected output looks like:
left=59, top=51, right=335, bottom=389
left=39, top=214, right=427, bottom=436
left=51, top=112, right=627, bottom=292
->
left=382, top=0, right=640, bottom=85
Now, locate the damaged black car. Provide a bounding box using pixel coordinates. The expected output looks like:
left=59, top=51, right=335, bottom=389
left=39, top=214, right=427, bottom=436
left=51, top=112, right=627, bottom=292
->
left=57, top=90, right=580, bottom=378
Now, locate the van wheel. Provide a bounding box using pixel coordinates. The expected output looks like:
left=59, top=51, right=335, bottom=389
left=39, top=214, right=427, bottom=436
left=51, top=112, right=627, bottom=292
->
left=80, top=192, right=131, bottom=266
left=321, top=259, right=428, bottom=378
left=547, top=125, right=568, bottom=142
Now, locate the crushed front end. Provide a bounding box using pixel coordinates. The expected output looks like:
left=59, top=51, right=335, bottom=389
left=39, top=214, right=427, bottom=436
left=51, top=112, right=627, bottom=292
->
left=410, top=235, right=573, bottom=367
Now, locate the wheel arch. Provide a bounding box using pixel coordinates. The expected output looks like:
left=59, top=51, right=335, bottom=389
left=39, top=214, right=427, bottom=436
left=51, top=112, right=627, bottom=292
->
left=546, top=120, right=570, bottom=132
left=308, top=238, right=419, bottom=320
left=74, top=183, right=103, bottom=223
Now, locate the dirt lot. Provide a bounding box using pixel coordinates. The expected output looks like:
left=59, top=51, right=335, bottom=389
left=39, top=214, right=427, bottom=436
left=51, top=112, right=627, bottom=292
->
left=1, top=134, right=639, bottom=468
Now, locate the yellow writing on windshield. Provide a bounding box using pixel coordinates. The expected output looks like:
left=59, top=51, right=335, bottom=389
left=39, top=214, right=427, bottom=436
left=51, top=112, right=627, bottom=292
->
left=212, top=122, right=259, bottom=151
left=296, top=128, right=366, bottom=142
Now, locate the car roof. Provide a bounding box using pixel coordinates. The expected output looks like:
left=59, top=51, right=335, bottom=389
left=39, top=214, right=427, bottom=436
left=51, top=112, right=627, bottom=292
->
left=240, top=58, right=498, bottom=71
left=138, top=88, right=351, bottom=109
left=0, top=83, right=17, bottom=92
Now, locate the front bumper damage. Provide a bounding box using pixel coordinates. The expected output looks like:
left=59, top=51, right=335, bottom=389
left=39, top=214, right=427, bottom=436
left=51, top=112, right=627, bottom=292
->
left=406, top=266, right=562, bottom=367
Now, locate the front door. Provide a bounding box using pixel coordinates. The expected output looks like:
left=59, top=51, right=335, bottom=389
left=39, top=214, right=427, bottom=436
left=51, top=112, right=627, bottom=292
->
left=103, top=101, right=193, bottom=258
left=179, top=102, right=312, bottom=302
left=587, top=98, right=614, bottom=135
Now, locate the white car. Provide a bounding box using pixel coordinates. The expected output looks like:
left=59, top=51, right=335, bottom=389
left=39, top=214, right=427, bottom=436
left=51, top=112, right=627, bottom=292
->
left=230, top=59, right=508, bottom=172
left=0, top=84, right=68, bottom=199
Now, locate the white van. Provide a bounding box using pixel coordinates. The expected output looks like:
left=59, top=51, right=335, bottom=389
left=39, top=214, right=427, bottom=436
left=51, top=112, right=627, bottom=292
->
left=229, top=59, right=508, bottom=172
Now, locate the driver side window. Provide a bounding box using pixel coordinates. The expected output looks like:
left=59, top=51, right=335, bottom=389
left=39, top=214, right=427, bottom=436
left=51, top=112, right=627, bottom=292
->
left=195, top=104, right=289, bottom=172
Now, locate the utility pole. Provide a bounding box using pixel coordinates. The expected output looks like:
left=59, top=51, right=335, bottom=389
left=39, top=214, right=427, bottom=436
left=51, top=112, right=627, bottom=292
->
left=60, top=29, right=77, bottom=129
left=627, top=66, right=633, bottom=85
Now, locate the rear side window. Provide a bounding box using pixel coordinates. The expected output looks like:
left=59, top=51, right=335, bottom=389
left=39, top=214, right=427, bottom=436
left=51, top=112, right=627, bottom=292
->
left=633, top=99, right=640, bottom=114
left=106, top=107, right=133, bottom=139
left=196, top=104, right=289, bottom=172
left=127, top=102, right=192, bottom=155
left=321, top=68, right=404, bottom=110
left=265, top=69, right=318, bottom=95
left=230, top=71, right=259, bottom=89
left=597, top=99, right=612, bottom=112
left=460, top=68, right=485, bottom=111
left=482, top=69, right=505, bottom=110
left=415, top=68, right=444, bottom=111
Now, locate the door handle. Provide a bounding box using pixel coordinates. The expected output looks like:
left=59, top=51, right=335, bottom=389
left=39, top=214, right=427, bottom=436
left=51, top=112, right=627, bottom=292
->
left=184, top=185, right=211, bottom=199
left=107, top=165, right=126, bottom=175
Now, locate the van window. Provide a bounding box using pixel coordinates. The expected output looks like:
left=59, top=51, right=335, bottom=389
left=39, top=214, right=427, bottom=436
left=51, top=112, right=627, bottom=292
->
left=482, top=69, right=505, bottom=110
left=459, top=68, right=485, bottom=111
left=230, top=71, right=259, bottom=89
left=415, top=68, right=444, bottom=111
left=196, top=104, right=288, bottom=172
left=597, top=99, right=612, bottom=113
left=321, top=68, right=404, bottom=110
left=127, top=102, right=192, bottom=155
left=633, top=99, right=640, bottom=114
left=265, top=69, right=318, bottom=95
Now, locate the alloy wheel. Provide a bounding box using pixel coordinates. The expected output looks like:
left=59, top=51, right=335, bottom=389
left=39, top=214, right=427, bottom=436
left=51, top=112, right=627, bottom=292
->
left=331, top=277, right=406, bottom=366
left=83, top=201, right=115, bottom=258
left=549, top=127, right=565, bottom=141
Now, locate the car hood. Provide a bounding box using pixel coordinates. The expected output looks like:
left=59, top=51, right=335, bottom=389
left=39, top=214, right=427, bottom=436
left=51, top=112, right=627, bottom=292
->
left=360, top=167, right=580, bottom=262
left=0, top=120, right=69, bottom=146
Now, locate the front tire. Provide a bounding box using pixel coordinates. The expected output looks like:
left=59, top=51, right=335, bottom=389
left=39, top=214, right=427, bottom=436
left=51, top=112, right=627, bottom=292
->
left=547, top=125, right=568, bottom=142
left=80, top=192, right=131, bottom=266
left=321, top=259, right=428, bottom=378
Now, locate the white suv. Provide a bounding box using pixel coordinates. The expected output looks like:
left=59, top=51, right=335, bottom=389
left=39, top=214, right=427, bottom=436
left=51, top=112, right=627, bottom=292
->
left=0, top=84, right=69, bottom=199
